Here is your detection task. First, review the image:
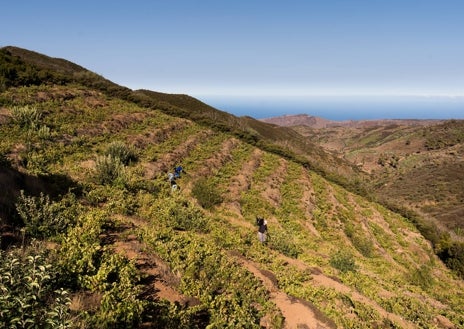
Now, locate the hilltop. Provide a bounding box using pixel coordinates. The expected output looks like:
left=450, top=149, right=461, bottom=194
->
left=1, top=46, right=463, bottom=328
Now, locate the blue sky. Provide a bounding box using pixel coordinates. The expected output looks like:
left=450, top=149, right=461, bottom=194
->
left=2, top=0, right=464, bottom=119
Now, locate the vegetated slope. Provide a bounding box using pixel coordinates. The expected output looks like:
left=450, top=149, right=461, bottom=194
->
left=291, top=118, right=464, bottom=233
left=268, top=114, right=464, bottom=284
left=0, top=48, right=463, bottom=328
left=1, top=46, right=363, bottom=191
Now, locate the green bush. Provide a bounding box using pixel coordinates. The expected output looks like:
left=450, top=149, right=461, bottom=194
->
left=105, top=141, right=137, bottom=165
left=192, top=177, right=223, bottom=209
left=15, top=190, right=78, bottom=238
left=94, top=154, right=126, bottom=185
left=144, top=235, right=268, bottom=328
left=0, top=249, right=72, bottom=328
left=438, top=240, right=464, bottom=279
left=57, top=211, right=147, bottom=328
left=152, top=195, right=210, bottom=233
left=58, top=211, right=106, bottom=288
left=10, top=105, right=41, bottom=128
left=86, top=253, right=145, bottom=329
left=352, top=235, right=374, bottom=258
left=344, top=223, right=374, bottom=258
left=330, top=250, right=357, bottom=273
left=37, top=124, right=51, bottom=140
left=409, top=264, right=434, bottom=289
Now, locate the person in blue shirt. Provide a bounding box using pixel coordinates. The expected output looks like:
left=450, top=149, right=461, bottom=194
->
left=174, top=165, right=183, bottom=178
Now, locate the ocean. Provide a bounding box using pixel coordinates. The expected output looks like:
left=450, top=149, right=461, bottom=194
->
left=198, top=95, right=464, bottom=121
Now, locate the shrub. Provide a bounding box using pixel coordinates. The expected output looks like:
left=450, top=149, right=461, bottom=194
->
left=105, top=141, right=137, bottom=165
left=37, top=124, right=51, bottom=140
left=86, top=253, right=145, bottom=328
left=57, top=211, right=147, bottom=327
left=15, top=190, right=78, bottom=238
left=352, top=235, right=374, bottom=258
left=409, top=264, right=434, bottom=289
left=330, top=250, right=357, bottom=273
left=0, top=249, right=72, bottom=328
left=10, top=105, right=41, bottom=128
left=152, top=195, right=210, bottom=233
left=192, top=177, right=223, bottom=209
left=58, top=211, right=106, bottom=288
left=438, top=241, right=464, bottom=279
left=344, top=223, right=373, bottom=257
left=94, top=154, right=126, bottom=185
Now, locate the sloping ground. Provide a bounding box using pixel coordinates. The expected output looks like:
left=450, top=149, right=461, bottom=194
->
left=2, top=85, right=464, bottom=328
left=2, top=46, right=365, bottom=201
left=293, top=123, right=438, bottom=171
left=293, top=120, right=464, bottom=234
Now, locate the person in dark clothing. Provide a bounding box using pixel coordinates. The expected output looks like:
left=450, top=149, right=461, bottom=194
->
left=256, top=217, right=268, bottom=243
left=170, top=178, right=178, bottom=191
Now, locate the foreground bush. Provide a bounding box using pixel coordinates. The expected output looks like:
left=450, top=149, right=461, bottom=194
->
left=58, top=210, right=146, bottom=328
left=15, top=190, right=78, bottom=239
left=0, top=248, right=71, bottom=328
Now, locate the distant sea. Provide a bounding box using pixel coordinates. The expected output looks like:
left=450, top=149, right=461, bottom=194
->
left=198, top=95, right=464, bottom=121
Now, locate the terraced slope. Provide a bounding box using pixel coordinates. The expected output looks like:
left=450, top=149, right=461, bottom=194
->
left=1, top=84, right=463, bottom=328
left=292, top=119, right=464, bottom=232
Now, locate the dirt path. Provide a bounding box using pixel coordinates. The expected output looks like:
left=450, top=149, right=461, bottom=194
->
left=233, top=254, right=337, bottom=329
left=129, top=119, right=192, bottom=149
left=225, top=148, right=263, bottom=215
left=261, top=158, right=288, bottom=208
left=113, top=234, right=196, bottom=305
left=194, top=137, right=241, bottom=178
left=104, top=216, right=195, bottom=306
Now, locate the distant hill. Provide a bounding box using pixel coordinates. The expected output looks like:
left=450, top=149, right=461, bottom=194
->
left=260, top=113, right=443, bottom=128
left=1, top=46, right=464, bottom=328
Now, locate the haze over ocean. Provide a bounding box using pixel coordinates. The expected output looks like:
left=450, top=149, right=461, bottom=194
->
left=199, top=95, right=464, bottom=120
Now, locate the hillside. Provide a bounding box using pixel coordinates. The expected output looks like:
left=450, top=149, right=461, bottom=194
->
left=277, top=115, right=464, bottom=233
left=1, top=46, right=362, bottom=188
left=1, top=47, right=464, bottom=328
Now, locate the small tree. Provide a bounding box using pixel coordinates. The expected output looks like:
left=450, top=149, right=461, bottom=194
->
left=0, top=250, right=72, bottom=328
